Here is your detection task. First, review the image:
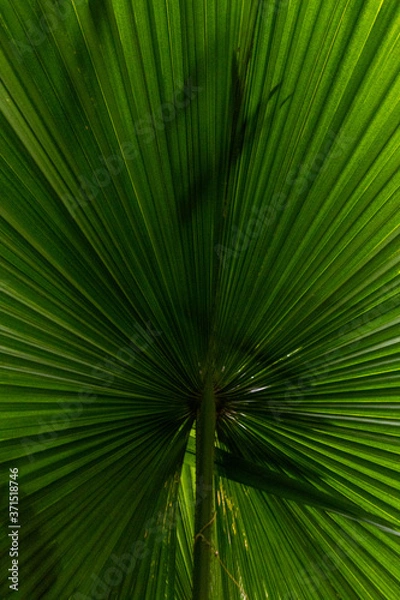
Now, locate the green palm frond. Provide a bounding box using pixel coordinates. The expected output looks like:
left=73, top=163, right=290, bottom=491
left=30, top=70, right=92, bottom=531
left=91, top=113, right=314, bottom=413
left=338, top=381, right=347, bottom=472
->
left=1, top=0, right=400, bottom=599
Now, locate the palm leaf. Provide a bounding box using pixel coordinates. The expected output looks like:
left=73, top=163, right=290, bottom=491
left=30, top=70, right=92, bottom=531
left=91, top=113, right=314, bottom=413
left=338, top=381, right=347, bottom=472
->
left=0, top=0, right=400, bottom=598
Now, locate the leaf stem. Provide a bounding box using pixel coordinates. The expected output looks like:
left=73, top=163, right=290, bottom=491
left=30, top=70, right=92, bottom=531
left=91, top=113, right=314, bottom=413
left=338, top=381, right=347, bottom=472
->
left=192, top=368, right=216, bottom=600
